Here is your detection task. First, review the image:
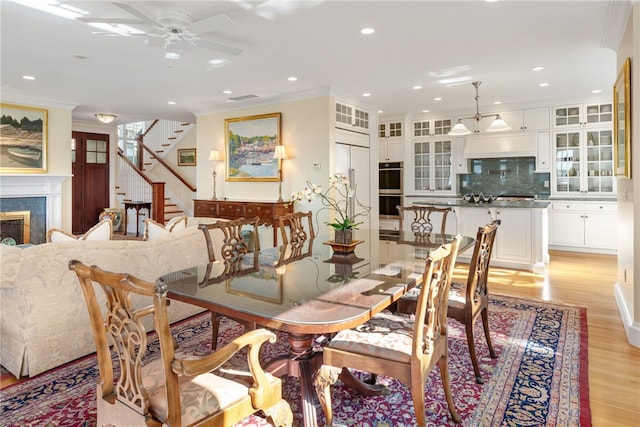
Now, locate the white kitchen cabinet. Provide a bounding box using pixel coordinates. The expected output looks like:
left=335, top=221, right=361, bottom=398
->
left=493, top=107, right=549, bottom=132
left=459, top=206, right=546, bottom=272
left=552, top=126, right=615, bottom=195
left=412, top=118, right=453, bottom=137
left=536, top=131, right=551, bottom=172
left=410, top=137, right=455, bottom=195
left=379, top=120, right=405, bottom=162
left=379, top=138, right=404, bottom=162
left=453, top=137, right=469, bottom=173
left=549, top=201, right=616, bottom=252
left=335, top=101, right=370, bottom=133
left=552, top=102, right=612, bottom=128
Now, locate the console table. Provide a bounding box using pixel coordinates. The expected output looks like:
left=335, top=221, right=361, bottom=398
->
left=193, top=199, right=293, bottom=245
left=124, top=201, right=152, bottom=237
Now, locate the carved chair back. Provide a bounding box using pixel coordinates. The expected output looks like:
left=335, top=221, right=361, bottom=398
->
left=199, top=216, right=261, bottom=263
left=397, top=205, right=452, bottom=235
left=275, top=211, right=315, bottom=246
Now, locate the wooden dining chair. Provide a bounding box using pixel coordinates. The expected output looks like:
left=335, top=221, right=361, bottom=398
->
left=315, top=235, right=463, bottom=426
left=447, top=219, right=500, bottom=384
left=274, top=211, right=315, bottom=246
left=396, top=220, right=500, bottom=384
left=397, top=205, right=452, bottom=235
left=68, top=260, right=293, bottom=427
left=199, top=217, right=261, bottom=349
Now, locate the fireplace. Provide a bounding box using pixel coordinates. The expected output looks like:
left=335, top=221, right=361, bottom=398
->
left=0, top=175, right=68, bottom=244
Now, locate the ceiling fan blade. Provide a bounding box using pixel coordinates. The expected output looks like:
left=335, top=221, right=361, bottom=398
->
left=195, top=38, right=243, bottom=56
left=185, top=14, right=235, bottom=35
left=77, top=17, right=144, bottom=25
left=112, top=2, right=158, bottom=26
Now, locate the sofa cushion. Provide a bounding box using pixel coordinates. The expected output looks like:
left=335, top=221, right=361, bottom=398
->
left=46, top=219, right=113, bottom=242
left=144, top=215, right=188, bottom=241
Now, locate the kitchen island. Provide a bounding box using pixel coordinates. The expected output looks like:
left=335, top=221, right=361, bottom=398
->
left=401, top=196, right=550, bottom=273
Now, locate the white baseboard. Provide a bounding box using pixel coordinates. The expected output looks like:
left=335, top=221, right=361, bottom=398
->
left=614, top=283, right=640, bottom=348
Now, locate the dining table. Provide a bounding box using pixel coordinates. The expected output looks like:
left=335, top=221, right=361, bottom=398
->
left=161, top=230, right=474, bottom=427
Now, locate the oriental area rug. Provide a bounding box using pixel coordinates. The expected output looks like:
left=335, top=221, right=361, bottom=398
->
left=1, top=294, right=590, bottom=427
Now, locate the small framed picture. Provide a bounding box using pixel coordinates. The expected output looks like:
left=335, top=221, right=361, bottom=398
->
left=177, top=148, right=196, bottom=166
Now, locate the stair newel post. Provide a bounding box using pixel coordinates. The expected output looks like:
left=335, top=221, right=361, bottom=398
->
left=151, top=182, right=165, bottom=223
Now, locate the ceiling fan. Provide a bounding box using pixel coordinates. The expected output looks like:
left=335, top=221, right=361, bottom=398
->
left=80, top=2, right=243, bottom=58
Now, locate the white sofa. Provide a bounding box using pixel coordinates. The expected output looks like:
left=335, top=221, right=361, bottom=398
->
left=0, top=219, right=220, bottom=378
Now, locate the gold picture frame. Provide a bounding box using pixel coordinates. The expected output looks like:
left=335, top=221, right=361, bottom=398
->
left=0, top=103, right=48, bottom=173
left=177, top=148, right=196, bottom=166
left=613, top=57, right=631, bottom=178
left=225, top=112, right=281, bottom=182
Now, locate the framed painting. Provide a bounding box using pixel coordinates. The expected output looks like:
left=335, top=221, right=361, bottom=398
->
left=177, top=148, right=196, bottom=166
left=0, top=103, right=48, bottom=173
left=613, top=57, right=631, bottom=178
left=225, top=112, right=281, bottom=181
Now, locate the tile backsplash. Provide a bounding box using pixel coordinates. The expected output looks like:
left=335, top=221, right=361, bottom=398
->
left=458, top=157, right=550, bottom=196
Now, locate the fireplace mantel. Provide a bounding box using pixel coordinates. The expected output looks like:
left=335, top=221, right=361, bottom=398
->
left=0, top=175, right=70, bottom=230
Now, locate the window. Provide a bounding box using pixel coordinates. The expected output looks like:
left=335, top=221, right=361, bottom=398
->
left=118, top=122, right=146, bottom=164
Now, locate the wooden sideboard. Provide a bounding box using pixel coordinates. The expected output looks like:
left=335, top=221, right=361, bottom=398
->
left=193, top=199, right=293, bottom=245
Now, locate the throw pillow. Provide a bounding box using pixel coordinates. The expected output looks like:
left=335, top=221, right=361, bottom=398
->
left=47, top=219, right=113, bottom=243
left=144, top=215, right=188, bottom=241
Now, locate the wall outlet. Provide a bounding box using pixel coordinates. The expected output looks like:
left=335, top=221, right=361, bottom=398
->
left=313, top=162, right=321, bottom=170
left=544, top=180, right=549, bottom=188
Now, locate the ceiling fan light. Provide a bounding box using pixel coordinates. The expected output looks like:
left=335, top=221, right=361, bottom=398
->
left=448, top=120, right=472, bottom=136
left=486, top=115, right=512, bottom=132
left=95, top=113, right=117, bottom=124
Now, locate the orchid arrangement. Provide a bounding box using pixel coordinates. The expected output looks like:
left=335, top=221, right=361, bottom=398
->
left=291, top=173, right=370, bottom=230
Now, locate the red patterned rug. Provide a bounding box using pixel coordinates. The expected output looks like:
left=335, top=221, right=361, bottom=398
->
left=0, top=294, right=590, bottom=426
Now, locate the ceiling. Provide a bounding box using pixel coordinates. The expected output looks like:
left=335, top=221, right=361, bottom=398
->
left=0, top=1, right=627, bottom=125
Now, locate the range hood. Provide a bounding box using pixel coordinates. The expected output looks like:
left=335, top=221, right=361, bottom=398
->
left=463, top=133, right=536, bottom=159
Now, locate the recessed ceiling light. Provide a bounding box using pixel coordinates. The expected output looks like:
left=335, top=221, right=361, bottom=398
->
left=362, top=93, right=371, bottom=97
left=168, top=101, right=176, bottom=105
left=592, top=89, right=602, bottom=94
left=539, top=82, right=549, bottom=87
left=422, top=109, right=430, bottom=113
left=223, top=90, right=232, bottom=94
left=288, top=76, right=298, bottom=82
left=486, top=0, right=499, bottom=3
left=413, top=85, right=422, bottom=90
left=360, top=27, right=375, bottom=35
left=378, top=110, right=384, bottom=114
left=208, top=59, right=226, bottom=65
left=532, top=66, right=545, bottom=71
left=434, top=97, right=442, bottom=101
left=494, top=101, right=502, bottom=105
left=22, top=75, right=35, bottom=80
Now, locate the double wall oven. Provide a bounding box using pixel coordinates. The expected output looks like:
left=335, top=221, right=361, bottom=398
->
left=379, top=161, right=403, bottom=219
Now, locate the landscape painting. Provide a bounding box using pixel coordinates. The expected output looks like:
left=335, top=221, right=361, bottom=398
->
left=225, top=112, right=280, bottom=181
left=0, top=103, right=47, bottom=173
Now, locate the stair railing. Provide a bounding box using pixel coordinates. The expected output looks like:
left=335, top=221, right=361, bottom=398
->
left=116, top=149, right=165, bottom=223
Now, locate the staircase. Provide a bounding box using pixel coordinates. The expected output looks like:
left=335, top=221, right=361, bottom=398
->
left=116, top=120, right=196, bottom=227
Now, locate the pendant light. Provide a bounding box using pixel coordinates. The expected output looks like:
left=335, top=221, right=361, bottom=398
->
left=448, top=81, right=511, bottom=135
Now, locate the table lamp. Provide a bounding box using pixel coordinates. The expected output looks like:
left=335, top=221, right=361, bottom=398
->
left=208, top=150, right=222, bottom=200
left=273, top=145, right=288, bottom=202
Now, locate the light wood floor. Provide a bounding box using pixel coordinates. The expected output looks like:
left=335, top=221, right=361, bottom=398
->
left=2, top=251, right=639, bottom=425
left=478, top=250, right=640, bottom=427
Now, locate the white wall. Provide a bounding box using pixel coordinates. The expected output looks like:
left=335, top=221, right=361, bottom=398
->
left=195, top=96, right=332, bottom=220
left=614, top=3, right=640, bottom=347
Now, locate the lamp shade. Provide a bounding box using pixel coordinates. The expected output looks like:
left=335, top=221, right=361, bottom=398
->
left=95, top=113, right=117, bottom=124
left=486, top=115, right=512, bottom=132
left=273, top=145, right=288, bottom=160
left=448, top=120, right=472, bottom=136
left=208, top=150, right=222, bottom=161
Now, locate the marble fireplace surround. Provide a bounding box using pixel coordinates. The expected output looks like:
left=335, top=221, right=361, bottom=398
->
left=0, top=175, right=69, bottom=234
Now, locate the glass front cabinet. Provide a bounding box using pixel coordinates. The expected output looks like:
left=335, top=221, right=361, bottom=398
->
left=553, top=127, right=615, bottom=195
left=410, top=137, right=454, bottom=194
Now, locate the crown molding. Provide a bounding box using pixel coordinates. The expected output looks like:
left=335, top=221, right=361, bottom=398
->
left=601, top=0, right=632, bottom=50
